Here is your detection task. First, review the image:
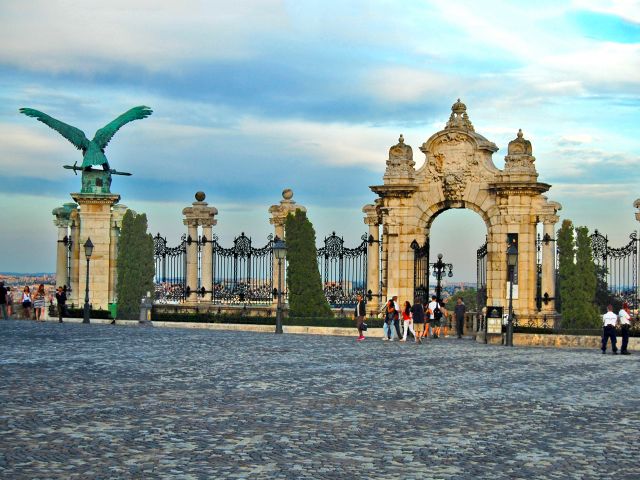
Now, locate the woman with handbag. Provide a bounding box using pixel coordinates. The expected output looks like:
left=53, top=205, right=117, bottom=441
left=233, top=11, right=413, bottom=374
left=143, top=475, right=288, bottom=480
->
left=33, top=284, right=46, bottom=322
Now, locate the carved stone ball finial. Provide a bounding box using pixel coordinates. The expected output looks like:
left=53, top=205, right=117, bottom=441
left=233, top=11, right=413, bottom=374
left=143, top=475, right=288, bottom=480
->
left=195, top=191, right=206, bottom=202
left=517, top=128, right=523, bottom=138
left=282, top=189, right=294, bottom=200
left=398, top=134, right=404, bottom=144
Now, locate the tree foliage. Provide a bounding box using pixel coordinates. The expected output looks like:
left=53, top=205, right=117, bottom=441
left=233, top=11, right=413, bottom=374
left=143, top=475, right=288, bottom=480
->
left=284, top=210, right=333, bottom=318
left=116, top=210, right=155, bottom=319
left=557, top=220, right=600, bottom=328
left=445, top=287, right=478, bottom=312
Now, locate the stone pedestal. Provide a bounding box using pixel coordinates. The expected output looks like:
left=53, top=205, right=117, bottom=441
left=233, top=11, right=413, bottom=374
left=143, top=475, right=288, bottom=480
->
left=363, top=204, right=380, bottom=315
left=182, top=192, right=218, bottom=303
left=71, top=192, right=121, bottom=311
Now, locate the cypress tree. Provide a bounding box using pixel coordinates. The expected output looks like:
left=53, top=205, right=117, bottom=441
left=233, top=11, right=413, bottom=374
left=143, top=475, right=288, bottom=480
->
left=285, top=209, right=333, bottom=318
left=557, top=219, right=576, bottom=325
left=116, top=210, right=155, bottom=319
left=574, top=226, right=599, bottom=328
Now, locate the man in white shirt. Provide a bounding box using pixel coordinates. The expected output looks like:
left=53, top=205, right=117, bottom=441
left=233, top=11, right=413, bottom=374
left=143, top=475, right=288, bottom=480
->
left=602, top=304, right=618, bottom=355
left=618, top=302, right=632, bottom=355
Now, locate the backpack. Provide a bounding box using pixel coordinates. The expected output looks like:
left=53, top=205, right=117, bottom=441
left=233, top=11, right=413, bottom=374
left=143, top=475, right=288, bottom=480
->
left=433, top=303, right=442, bottom=321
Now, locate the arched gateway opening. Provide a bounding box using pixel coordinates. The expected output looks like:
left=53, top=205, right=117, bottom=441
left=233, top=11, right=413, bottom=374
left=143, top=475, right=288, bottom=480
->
left=362, top=100, right=561, bottom=326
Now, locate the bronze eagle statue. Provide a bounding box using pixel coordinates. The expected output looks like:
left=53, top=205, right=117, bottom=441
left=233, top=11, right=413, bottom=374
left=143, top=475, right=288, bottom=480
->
left=19, top=105, right=152, bottom=175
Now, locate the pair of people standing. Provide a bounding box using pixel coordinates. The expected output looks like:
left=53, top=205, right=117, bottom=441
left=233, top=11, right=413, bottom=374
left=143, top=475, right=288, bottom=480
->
left=601, top=303, right=633, bottom=355
left=426, top=295, right=449, bottom=339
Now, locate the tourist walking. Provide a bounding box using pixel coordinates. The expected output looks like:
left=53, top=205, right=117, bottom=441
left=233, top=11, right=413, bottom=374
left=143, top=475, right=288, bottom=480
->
left=6, top=287, right=13, bottom=317
left=400, top=301, right=417, bottom=342
left=619, top=302, right=632, bottom=355
left=411, top=298, right=425, bottom=344
left=602, top=304, right=618, bottom=355
left=22, top=286, right=33, bottom=320
left=454, top=297, right=466, bottom=338
left=354, top=293, right=366, bottom=341
left=427, top=295, right=439, bottom=338
left=55, top=286, right=67, bottom=324
left=434, top=301, right=449, bottom=338
left=382, top=298, right=394, bottom=341
left=33, top=284, right=46, bottom=322
left=391, top=295, right=402, bottom=340
left=0, top=281, right=8, bottom=320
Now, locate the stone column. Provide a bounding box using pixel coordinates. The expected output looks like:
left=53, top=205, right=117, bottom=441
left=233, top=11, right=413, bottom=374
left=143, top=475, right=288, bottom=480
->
left=201, top=222, right=214, bottom=301
left=184, top=219, right=199, bottom=302
left=541, top=216, right=559, bottom=312
left=71, top=192, right=121, bottom=310
left=69, top=209, right=81, bottom=307
left=109, top=204, right=128, bottom=304
left=363, top=204, right=380, bottom=315
left=182, top=192, right=218, bottom=303
left=269, top=189, right=306, bottom=305
left=52, top=208, right=71, bottom=289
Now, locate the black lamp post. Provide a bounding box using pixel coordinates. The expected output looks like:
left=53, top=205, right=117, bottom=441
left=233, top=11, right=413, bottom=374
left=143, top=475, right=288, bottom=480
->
left=83, top=238, right=94, bottom=324
left=506, top=239, right=518, bottom=347
left=430, top=253, right=453, bottom=303
left=273, top=237, right=287, bottom=334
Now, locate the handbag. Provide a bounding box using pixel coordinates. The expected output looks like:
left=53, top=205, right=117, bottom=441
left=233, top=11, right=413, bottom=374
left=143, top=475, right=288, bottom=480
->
left=361, top=322, right=368, bottom=331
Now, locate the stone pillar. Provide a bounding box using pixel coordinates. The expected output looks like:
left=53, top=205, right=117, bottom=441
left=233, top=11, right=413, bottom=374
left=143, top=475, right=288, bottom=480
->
left=52, top=208, right=70, bottom=288
left=201, top=222, right=214, bottom=301
left=269, top=189, right=306, bottom=304
left=182, top=192, right=218, bottom=303
left=184, top=220, right=199, bottom=302
left=541, top=218, right=558, bottom=312
left=69, top=209, right=81, bottom=307
left=71, top=192, right=121, bottom=310
left=109, top=204, right=128, bottom=304
left=363, top=204, right=380, bottom=315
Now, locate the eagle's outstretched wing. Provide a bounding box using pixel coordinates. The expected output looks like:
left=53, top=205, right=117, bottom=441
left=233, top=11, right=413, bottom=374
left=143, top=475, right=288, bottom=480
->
left=19, top=108, right=89, bottom=151
left=92, top=106, right=153, bottom=149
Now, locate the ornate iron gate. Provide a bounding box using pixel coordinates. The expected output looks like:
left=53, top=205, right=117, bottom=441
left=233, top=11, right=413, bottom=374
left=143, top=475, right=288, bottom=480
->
left=153, top=233, right=187, bottom=303
left=591, top=230, right=638, bottom=310
left=476, top=239, right=487, bottom=310
left=211, top=233, right=274, bottom=305
left=317, top=232, right=368, bottom=308
left=411, top=238, right=430, bottom=302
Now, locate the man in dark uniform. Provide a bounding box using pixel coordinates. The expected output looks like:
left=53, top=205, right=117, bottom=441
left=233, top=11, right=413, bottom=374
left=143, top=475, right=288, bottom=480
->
left=55, top=286, right=67, bottom=323
left=354, top=294, right=366, bottom=341
left=454, top=297, right=466, bottom=339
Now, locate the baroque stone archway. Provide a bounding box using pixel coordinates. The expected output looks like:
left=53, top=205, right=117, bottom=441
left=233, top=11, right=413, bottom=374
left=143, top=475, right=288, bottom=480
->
left=363, top=100, right=561, bottom=324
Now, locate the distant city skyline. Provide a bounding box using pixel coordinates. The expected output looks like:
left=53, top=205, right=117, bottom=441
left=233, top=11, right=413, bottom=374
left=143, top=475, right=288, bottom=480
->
left=1, top=1, right=639, bottom=283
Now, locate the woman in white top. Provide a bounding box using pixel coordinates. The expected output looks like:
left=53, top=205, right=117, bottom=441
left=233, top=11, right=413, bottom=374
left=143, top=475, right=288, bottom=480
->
left=22, top=286, right=33, bottom=320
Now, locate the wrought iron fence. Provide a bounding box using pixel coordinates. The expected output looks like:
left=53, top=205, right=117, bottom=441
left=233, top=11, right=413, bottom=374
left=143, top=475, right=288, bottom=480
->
left=210, top=233, right=274, bottom=305
left=153, top=233, right=187, bottom=303
left=591, top=230, right=638, bottom=311
left=317, top=232, right=368, bottom=308
left=411, top=238, right=430, bottom=302
left=476, top=239, right=487, bottom=310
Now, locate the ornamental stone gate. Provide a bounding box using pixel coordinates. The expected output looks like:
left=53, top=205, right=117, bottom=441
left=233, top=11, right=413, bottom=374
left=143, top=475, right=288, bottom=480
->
left=363, top=100, right=561, bottom=325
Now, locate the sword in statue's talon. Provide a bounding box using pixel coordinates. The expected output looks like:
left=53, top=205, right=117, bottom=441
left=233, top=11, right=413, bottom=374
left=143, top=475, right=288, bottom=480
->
left=63, top=161, right=80, bottom=174
left=109, top=169, right=132, bottom=176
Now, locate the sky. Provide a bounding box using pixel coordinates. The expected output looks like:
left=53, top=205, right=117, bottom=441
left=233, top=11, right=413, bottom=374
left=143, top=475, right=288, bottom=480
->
left=1, top=0, right=639, bottom=282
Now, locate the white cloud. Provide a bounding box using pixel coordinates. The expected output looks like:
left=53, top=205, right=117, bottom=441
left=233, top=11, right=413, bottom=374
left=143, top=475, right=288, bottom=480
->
left=0, top=0, right=288, bottom=74
left=573, top=0, right=640, bottom=23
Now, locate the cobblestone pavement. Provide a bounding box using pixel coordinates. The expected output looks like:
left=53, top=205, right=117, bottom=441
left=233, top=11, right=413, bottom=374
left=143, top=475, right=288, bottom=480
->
left=0, top=320, right=638, bottom=479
